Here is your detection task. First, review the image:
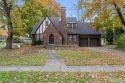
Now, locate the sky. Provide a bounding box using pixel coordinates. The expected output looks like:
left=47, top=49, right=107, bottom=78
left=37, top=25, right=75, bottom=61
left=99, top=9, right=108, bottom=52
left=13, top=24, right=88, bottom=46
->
left=55, top=0, right=78, bottom=17
left=16, top=0, right=78, bottom=17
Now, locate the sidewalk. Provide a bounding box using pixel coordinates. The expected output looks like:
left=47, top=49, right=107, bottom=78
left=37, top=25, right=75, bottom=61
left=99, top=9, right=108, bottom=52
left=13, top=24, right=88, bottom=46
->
left=0, top=65, right=125, bottom=72
left=42, top=50, right=66, bottom=71
left=0, top=50, right=125, bottom=72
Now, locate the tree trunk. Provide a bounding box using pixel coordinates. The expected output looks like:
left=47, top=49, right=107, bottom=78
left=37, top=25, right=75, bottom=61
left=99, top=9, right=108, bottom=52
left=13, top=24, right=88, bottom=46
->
left=114, top=3, right=125, bottom=26
left=6, top=21, right=13, bottom=49
left=1, top=0, right=13, bottom=49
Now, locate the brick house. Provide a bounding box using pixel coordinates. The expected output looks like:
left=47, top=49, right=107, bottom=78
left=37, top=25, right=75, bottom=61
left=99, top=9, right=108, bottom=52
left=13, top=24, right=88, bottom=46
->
left=32, top=7, right=101, bottom=47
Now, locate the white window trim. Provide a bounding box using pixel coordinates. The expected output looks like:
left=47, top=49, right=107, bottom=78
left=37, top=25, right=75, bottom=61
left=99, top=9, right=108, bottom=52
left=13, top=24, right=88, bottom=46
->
left=67, top=24, right=69, bottom=27
left=67, top=23, right=77, bottom=28
left=72, top=24, right=73, bottom=28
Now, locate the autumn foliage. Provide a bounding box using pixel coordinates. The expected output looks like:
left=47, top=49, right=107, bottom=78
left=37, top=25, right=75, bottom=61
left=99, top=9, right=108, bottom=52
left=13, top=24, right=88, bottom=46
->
left=79, top=0, right=125, bottom=30
left=12, top=0, right=61, bottom=36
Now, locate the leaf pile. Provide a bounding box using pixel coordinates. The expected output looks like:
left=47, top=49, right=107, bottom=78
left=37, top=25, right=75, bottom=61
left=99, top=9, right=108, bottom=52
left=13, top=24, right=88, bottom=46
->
left=55, top=47, right=125, bottom=66
left=0, top=46, right=46, bottom=66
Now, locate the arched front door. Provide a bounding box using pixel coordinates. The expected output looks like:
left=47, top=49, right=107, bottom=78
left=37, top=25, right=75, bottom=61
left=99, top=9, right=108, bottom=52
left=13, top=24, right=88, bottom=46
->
left=49, top=34, right=54, bottom=44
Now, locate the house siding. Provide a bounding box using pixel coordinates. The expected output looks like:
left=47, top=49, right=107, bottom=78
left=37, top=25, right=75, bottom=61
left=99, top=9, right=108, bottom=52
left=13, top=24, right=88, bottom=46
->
left=36, top=17, right=51, bottom=34
left=35, top=33, right=43, bottom=41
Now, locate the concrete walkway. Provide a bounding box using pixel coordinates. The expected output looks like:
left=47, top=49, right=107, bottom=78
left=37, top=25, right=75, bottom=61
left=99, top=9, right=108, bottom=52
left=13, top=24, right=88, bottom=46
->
left=42, top=50, right=66, bottom=72
left=0, top=49, right=125, bottom=72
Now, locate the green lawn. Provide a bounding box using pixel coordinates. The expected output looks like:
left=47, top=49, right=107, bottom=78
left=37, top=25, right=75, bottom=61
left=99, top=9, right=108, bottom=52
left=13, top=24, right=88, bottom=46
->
left=55, top=49, right=125, bottom=66
left=0, top=72, right=125, bottom=83
left=0, top=46, right=46, bottom=66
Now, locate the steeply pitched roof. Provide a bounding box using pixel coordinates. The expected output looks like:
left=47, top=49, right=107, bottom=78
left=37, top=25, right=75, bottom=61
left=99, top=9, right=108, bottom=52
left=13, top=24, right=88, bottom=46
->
left=78, top=22, right=101, bottom=35
left=50, top=17, right=60, bottom=30
left=32, top=17, right=77, bottom=34
left=32, top=18, right=44, bottom=34
left=68, top=22, right=101, bottom=35
left=32, top=16, right=101, bottom=35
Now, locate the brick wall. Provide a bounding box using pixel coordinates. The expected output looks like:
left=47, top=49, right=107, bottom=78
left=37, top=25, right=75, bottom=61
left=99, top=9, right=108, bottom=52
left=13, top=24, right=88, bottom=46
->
left=43, top=23, right=62, bottom=46
left=68, top=35, right=79, bottom=47
left=59, top=7, right=68, bottom=45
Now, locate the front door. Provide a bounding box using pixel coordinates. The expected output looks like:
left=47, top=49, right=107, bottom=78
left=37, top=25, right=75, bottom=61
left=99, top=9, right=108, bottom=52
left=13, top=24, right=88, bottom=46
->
left=49, top=34, right=54, bottom=44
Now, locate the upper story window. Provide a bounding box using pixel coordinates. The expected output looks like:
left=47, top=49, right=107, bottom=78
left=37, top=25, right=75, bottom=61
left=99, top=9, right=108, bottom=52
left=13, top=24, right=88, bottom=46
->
left=46, top=21, right=49, bottom=26
left=67, top=23, right=77, bottom=28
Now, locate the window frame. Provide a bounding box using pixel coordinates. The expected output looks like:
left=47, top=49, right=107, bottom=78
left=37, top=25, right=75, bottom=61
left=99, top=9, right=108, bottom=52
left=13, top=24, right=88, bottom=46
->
left=46, top=21, right=49, bottom=26
left=67, top=23, right=77, bottom=28
left=69, top=35, right=77, bottom=42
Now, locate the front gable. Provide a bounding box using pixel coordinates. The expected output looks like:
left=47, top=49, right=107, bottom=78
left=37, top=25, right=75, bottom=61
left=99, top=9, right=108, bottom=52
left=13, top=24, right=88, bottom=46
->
left=43, top=22, right=62, bottom=45
left=35, top=16, right=51, bottom=34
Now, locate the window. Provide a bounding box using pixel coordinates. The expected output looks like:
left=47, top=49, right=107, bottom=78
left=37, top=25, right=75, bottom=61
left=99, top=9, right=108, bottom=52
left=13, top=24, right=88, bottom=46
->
left=69, top=35, right=72, bottom=41
left=68, top=24, right=72, bottom=28
left=46, top=21, right=49, bottom=26
left=67, top=23, right=77, bottom=28
left=73, top=35, right=76, bottom=41
left=69, top=35, right=77, bottom=42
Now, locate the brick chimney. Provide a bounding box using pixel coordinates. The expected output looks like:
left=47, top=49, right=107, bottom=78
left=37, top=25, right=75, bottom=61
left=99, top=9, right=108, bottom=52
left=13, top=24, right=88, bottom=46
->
left=59, top=7, right=67, bottom=45
left=60, top=7, right=66, bottom=26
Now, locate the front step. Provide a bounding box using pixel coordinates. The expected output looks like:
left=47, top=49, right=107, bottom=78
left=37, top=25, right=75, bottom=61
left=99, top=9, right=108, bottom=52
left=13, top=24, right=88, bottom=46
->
left=46, top=44, right=55, bottom=50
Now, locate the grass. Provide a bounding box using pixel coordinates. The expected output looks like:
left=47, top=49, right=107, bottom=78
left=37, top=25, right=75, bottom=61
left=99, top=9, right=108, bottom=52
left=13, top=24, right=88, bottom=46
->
left=0, top=46, right=46, bottom=66
left=0, top=72, right=125, bottom=83
left=55, top=48, right=125, bottom=66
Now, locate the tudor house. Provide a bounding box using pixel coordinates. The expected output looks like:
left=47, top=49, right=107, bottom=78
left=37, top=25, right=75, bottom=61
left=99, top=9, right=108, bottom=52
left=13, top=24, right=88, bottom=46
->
left=31, top=7, right=101, bottom=47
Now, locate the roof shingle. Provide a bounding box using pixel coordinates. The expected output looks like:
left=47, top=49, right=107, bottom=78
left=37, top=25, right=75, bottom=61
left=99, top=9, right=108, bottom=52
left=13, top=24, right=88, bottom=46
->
left=67, top=22, right=101, bottom=35
left=32, top=16, right=101, bottom=35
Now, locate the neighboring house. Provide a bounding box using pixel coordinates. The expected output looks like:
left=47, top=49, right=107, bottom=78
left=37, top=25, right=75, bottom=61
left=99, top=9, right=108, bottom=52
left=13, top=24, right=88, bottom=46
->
left=32, top=7, right=101, bottom=47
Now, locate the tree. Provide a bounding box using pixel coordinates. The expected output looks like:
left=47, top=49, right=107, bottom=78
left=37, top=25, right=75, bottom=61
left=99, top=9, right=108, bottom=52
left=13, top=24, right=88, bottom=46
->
left=0, top=0, right=61, bottom=49
left=71, top=0, right=86, bottom=22
left=41, top=0, right=61, bottom=17
left=12, top=0, right=61, bottom=36
left=18, top=0, right=47, bottom=35
left=0, top=0, right=18, bottom=49
left=81, top=0, right=125, bottom=29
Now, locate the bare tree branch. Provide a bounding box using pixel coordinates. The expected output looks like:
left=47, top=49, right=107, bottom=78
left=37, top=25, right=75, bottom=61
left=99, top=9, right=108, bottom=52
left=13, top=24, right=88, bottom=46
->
left=8, top=4, right=12, bottom=12
left=0, top=8, right=6, bottom=15
left=0, top=2, right=4, bottom=7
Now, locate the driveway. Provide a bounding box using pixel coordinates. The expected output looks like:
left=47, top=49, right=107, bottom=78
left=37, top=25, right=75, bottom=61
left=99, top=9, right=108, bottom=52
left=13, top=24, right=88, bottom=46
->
left=86, top=47, right=125, bottom=57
